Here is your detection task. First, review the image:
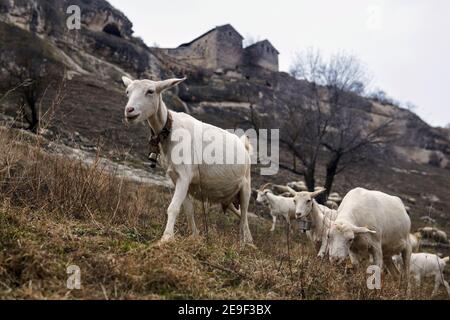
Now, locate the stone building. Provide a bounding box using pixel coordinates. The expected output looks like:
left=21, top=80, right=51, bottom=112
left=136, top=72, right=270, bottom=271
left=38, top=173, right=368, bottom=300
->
left=243, top=40, right=279, bottom=72
left=162, top=24, right=279, bottom=72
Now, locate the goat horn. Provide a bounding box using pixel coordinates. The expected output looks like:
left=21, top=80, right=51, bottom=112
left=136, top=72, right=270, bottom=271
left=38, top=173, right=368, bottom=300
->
left=259, top=183, right=273, bottom=192
left=286, top=186, right=298, bottom=196
left=272, top=184, right=297, bottom=196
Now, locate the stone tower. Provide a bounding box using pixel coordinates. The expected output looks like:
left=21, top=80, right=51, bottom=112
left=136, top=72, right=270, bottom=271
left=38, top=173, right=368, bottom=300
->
left=243, top=40, right=279, bottom=72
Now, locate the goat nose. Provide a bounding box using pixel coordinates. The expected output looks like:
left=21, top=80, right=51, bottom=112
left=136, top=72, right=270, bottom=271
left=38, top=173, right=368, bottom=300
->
left=126, top=107, right=135, bottom=114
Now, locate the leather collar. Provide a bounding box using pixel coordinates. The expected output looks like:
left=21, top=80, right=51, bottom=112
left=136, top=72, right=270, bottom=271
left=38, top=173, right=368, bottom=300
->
left=148, top=111, right=173, bottom=168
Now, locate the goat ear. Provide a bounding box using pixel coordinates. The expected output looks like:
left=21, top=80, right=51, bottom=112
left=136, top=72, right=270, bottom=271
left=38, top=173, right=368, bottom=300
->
left=156, top=77, right=186, bottom=93
left=310, top=188, right=326, bottom=199
left=286, top=186, right=298, bottom=196
left=122, top=76, right=133, bottom=87
left=352, top=226, right=376, bottom=235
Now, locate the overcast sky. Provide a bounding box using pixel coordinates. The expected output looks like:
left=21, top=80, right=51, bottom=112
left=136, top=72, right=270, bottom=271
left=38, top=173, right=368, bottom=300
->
left=108, top=0, right=450, bottom=127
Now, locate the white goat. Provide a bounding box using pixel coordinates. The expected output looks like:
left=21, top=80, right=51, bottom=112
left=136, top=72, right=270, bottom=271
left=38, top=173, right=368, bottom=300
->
left=286, top=187, right=338, bottom=256
left=418, top=227, right=448, bottom=243
left=122, top=76, right=254, bottom=246
left=327, top=188, right=412, bottom=280
left=325, top=200, right=339, bottom=210
left=256, top=183, right=296, bottom=232
left=409, top=233, right=420, bottom=253
left=409, top=253, right=450, bottom=297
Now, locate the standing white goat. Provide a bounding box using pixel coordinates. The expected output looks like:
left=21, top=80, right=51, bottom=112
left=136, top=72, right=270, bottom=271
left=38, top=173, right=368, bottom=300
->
left=122, top=76, right=254, bottom=247
left=286, top=187, right=338, bottom=256
left=409, top=253, right=450, bottom=297
left=256, top=184, right=296, bottom=232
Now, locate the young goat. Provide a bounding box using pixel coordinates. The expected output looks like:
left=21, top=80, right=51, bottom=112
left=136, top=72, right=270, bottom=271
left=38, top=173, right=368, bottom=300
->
left=122, top=76, right=254, bottom=247
left=256, top=183, right=296, bottom=232
left=409, top=253, right=450, bottom=297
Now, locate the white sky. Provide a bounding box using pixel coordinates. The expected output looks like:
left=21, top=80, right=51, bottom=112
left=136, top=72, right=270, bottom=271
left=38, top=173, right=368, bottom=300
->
left=108, top=0, right=450, bottom=127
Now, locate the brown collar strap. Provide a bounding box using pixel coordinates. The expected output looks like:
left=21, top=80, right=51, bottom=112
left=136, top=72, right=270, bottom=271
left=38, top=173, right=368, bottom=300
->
left=148, top=111, right=173, bottom=168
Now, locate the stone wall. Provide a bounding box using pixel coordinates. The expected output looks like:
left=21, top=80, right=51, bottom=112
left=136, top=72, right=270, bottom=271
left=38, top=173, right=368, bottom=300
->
left=163, top=30, right=218, bottom=69
left=164, top=26, right=244, bottom=70
left=215, top=27, right=243, bottom=70
left=244, top=41, right=279, bottom=72
left=161, top=26, right=278, bottom=72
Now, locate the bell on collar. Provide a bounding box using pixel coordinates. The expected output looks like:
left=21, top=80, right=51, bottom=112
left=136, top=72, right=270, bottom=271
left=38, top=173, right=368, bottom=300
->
left=148, top=153, right=158, bottom=168
left=298, top=218, right=312, bottom=233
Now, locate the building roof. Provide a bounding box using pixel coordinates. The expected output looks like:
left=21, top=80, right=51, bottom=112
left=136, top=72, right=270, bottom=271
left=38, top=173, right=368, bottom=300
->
left=178, top=24, right=243, bottom=48
left=245, top=39, right=280, bottom=55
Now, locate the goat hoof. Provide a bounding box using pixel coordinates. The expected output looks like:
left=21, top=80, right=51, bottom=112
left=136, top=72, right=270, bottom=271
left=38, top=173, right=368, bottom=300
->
left=159, top=234, right=175, bottom=244
left=189, top=232, right=201, bottom=240
left=241, top=242, right=257, bottom=250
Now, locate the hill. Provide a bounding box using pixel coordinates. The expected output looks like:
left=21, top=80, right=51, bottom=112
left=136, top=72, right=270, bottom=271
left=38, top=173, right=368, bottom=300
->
left=0, top=0, right=449, bottom=299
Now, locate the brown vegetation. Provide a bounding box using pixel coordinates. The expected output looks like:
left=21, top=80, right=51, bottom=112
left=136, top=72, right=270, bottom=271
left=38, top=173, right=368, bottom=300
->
left=0, top=127, right=446, bottom=300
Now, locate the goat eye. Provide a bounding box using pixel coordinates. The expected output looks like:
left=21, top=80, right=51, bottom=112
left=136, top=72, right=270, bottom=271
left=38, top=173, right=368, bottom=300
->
left=146, top=89, right=154, bottom=95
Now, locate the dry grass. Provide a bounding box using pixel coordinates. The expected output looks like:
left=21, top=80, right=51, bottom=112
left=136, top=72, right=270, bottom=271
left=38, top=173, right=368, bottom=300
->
left=0, top=127, right=447, bottom=300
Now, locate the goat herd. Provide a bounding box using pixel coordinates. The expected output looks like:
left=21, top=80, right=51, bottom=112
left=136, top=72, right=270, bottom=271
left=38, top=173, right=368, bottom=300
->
left=121, top=76, right=449, bottom=298
left=256, top=181, right=450, bottom=297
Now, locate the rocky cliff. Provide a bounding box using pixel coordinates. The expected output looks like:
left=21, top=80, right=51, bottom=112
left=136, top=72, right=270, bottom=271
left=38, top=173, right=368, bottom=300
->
left=0, top=0, right=449, bottom=170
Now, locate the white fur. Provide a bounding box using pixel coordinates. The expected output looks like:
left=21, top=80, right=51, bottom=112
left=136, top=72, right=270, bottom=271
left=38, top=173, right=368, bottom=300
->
left=285, top=187, right=338, bottom=256
left=418, top=227, right=448, bottom=243
left=327, top=188, right=412, bottom=279
left=409, top=233, right=420, bottom=253
left=409, top=253, right=450, bottom=297
left=256, top=186, right=296, bottom=232
left=325, top=200, right=339, bottom=210
left=122, top=76, right=254, bottom=246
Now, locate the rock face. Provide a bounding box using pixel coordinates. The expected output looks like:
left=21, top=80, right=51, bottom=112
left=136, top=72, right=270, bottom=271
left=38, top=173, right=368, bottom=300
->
left=0, top=0, right=449, bottom=169
left=0, top=0, right=132, bottom=38
left=0, top=0, right=165, bottom=79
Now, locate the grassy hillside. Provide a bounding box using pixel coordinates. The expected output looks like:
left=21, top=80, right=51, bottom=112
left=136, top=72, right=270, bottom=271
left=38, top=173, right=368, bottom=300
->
left=0, top=127, right=448, bottom=300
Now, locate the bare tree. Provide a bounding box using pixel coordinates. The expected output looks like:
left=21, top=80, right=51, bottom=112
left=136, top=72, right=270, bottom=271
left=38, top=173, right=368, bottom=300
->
left=287, top=48, right=394, bottom=197
left=1, top=47, right=62, bottom=133
left=281, top=94, right=330, bottom=191
left=368, top=89, right=400, bottom=107
left=322, top=104, right=396, bottom=194
left=282, top=49, right=332, bottom=190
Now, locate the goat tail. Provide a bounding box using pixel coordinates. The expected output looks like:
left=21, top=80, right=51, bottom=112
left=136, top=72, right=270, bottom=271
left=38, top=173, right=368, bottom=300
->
left=241, top=135, right=253, bottom=155
left=442, top=256, right=449, bottom=263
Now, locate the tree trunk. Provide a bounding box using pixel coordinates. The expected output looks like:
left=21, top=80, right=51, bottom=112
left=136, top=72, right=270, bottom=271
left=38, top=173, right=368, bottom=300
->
left=324, top=153, right=341, bottom=197
left=292, top=152, right=297, bottom=172
left=304, top=165, right=315, bottom=192
left=29, top=100, right=39, bottom=134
